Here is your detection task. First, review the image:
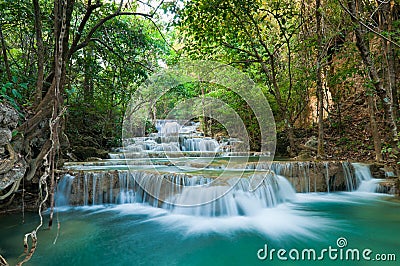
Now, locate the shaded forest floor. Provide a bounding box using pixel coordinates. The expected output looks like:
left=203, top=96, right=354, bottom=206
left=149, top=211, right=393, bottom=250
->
left=277, top=92, right=395, bottom=165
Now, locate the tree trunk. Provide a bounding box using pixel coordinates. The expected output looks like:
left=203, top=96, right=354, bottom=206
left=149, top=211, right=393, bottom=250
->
left=316, top=0, right=324, bottom=157
left=33, top=0, right=45, bottom=106
left=261, top=59, right=297, bottom=155
left=286, top=120, right=296, bottom=157
left=347, top=0, right=389, bottom=161
left=0, top=22, right=12, bottom=82
left=83, top=46, right=94, bottom=103
left=367, top=95, right=383, bottom=161
left=385, top=1, right=399, bottom=141
left=48, top=0, right=70, bottom=229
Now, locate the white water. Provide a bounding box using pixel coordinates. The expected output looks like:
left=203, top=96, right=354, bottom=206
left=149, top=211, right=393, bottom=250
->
left=169, top=174, right=296, bottom=216
left=353, top=163, right=381, bottom=192
left=55, top=174, right=74, bottom=206
left=56, top=161, right=383, bottom=220
left=120, top=119, right=243, bottom=155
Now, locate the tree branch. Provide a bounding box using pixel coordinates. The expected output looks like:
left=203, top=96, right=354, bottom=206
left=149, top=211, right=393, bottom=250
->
left=92, top=37, right=125, bottom=60
left=70, top=11, right=152, bottom=55
left=338, top=0, right=400, bottom=48
left=67, top=2, right=103, bottom=60
left=90, top=37, right=153, bottom=71
left=221, top=42, right=257, bottom=58
left=150, top=0, right=165, bottom=17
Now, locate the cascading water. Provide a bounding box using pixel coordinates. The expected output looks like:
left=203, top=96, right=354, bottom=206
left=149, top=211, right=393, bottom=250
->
left=113, top=120, right=241, bottom=157
left=54, top=174, right=74, bottom=206
left=56, top=159, right=384, bottom=219
left=55, top=170, right=296, bottom=215
left=353, top=163, right=381, bottom=192
left=56, top=120, right=386, bottom=218
left=167, top=173, right=296, bottom=217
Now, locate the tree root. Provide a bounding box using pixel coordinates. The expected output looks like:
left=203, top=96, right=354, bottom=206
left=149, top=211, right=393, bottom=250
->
left=0, top=254, right=8, bottom=266
left=25, top=140, right=51, bottom=181
left=16, top=139, right=51, bottom=266
left=0, top=193, right=15, bottom=209
left=0, top=143, right=17, bottom=175
left=0, top=178, right=22, bottom=201
left=17, top=231, right=37, bottom=266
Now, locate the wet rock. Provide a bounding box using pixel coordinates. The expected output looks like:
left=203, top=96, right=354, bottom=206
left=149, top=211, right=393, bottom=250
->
left=0, top=104, right=18, bottom=148
left=72, top=146, right=109, bottom=161
left=0, top=128, right=12, bottom=146
left=377, top=180, right=397, bottom=194
left=85, top=157, right=103, bottom=162
left=369, top=163, right=386, bottom=179
left=0, top=164, right=26, bottom=190
left=0, top=104, right=26, bottom=202
left=266, top=161, right=354, bottom=192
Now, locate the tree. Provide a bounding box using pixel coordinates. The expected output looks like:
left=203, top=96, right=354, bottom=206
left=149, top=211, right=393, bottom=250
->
left=316, top=0, right=325, bottom=157
left=342, top=0, right=400, bottom=161
left=178, top=0, right=306, bottom=154
left=0, top=1, right=168, bottom=263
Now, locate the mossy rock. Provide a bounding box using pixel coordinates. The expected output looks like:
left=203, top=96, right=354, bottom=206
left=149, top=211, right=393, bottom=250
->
left=72, top=146, right=109, bottom=161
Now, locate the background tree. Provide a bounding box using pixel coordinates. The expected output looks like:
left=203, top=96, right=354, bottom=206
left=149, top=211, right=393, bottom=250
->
left=0, top=0, right=168, bottom=227
left=177, top=0, right=307, bottom=154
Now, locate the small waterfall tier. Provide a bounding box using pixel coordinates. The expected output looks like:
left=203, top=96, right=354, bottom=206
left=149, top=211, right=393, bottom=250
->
left=110, top=120, right=246, bottom=159
left=169, top=174, right=295, bottom=216
left=57, top=161, right=383, bottom=216
left=56, top=170, right=296, bottom=216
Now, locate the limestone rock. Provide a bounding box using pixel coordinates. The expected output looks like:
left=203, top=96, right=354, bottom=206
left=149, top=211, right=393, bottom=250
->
left=0, top=128, right=12, bottom=146
left=0, top=103, right=26, bottom=201
left=304, top=136, right=318, bottom=149
left=0, top=103, right=19, bottom=129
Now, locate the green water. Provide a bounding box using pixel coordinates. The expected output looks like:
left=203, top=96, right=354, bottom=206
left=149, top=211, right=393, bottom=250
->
left=1, top=192, right=399, bottom=266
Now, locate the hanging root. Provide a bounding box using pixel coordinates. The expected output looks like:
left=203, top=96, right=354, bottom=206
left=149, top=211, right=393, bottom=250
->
left=17, top=231, right=38, bottom=266
left=0, top=254, right=9, bottom=266
left=16, top=154, right=50, bottom=266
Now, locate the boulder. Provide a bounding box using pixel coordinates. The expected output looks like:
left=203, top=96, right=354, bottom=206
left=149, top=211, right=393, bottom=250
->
left=0, top=104, right=18, bottom=129
left=72, top=146, right=109, bottom=161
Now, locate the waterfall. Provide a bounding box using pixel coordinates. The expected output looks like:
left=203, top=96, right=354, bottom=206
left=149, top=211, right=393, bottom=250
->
left=57, top=160, right=384, bottom=217
left=353, top=163, right=380, bottom=192
left=182, top=138, right=219, bottom=152
left=55, top=171, right=214, bottom=207
left=270, top=161, right=318, bottom=193
left=55, top=174, right=75, bottom=206
left=342, top=162, right=356, bottom=191
left=116, top=171, right=135, bottom=204
left=199, top=139, right=219, bottom=152
left=54, top=170, right=295, bottom=216
left=167, top=173, right=296, bottom=217
left=161, top=121, right=180, bottom=136
left=268, top=161, right=381, bottom=193
left=113, top=119, right=224, bottom=157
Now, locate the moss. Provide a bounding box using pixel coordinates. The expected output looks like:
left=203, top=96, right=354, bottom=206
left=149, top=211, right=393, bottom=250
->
left=72, top=146, right=109, bottom=161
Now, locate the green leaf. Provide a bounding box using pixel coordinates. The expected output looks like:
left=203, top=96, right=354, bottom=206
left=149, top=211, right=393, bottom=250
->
left=12, top=130, right=19, bottom=137
left=11, top=88, right=22, bottom=99
left=19, top=83, right=28, bottom=90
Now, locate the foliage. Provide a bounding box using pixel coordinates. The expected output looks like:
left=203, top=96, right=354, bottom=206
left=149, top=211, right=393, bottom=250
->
left=66, top=14, right=168, bottom=148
